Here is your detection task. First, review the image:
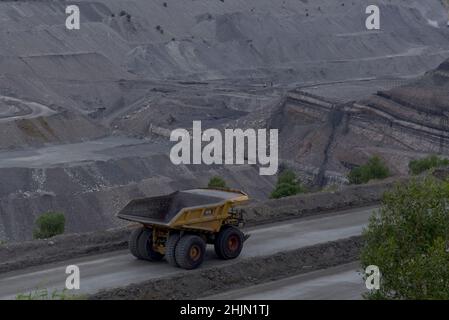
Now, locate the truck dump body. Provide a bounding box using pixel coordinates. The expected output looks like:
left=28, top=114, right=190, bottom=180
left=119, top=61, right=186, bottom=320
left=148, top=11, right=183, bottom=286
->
left=118, top=189, right=248, bottom=227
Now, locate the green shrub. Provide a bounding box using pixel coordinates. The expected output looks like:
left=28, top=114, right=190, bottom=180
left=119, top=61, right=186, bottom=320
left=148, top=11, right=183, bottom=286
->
left=277, top=170, right=296, bottom=185
left=207, top=176, right=227, bottom=189
left=408, top=155, right=449, bottom=175
left=271, top=170, right=302, bottom=199
left=361, top=178, right=449, bottom=299
left=33, top=212, right=65, bottom=239
left=348, top=156, right=390, bottom=184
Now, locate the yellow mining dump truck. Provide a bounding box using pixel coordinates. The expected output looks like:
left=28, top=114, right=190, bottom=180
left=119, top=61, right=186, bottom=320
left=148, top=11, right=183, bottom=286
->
left=118, top=188, right=249, bottom=270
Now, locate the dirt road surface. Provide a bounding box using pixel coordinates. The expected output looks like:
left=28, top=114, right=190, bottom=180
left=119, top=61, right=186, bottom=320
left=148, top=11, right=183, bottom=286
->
left=205, top=262, right=365, bottom=300
left=0, top=96, right=57, bottom=122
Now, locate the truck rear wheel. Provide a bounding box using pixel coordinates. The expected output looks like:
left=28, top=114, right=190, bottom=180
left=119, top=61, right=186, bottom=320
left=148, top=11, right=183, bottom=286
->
left=165, top=233, right=180, bottom=267
left=175, top=235, right=206, bottom=270
left=129, top=227, right=144, bottom=259
left=214, top=226, right=244, bottom=260
left=137, top=228, right=164, bottom=261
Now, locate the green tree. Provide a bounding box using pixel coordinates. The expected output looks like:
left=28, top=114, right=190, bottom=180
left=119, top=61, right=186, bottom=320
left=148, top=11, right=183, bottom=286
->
left=348, top=156, right=390, bottom=184
left=409, top=155, right=449, bottom=175
left=271, top=170, right=302, bottom=199
left=207, top=176, right=227, bottom=189
left=361, top=177, right=449, bottom=299
left=33, top=212, right=66, bottom=239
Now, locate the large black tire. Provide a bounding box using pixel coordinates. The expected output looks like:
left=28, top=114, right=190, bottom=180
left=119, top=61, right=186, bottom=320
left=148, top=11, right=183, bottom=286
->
left=175, top=235, right=206, bottom=270
left=137, top=228, right=164, bottom=261
left=165, top=233, right=180, bottom=267
left=214, top=226, right=244, bottom=260
left=129, top=227, right=144, bottom=259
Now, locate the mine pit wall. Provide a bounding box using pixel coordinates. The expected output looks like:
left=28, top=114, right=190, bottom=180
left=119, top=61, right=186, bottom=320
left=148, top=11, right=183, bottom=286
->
left=285, top=90, right=449, bottom=166
left=348, top=105, right=449, bottom=155
left=288, top=91, right=336, bottom=109
left=266, top=95, right=347, bottom=188
left=282, top=102, right=328, bottom=125
left=286, top=92, right=335, bottom=114
left=362, top=91, right=449, bottom=128
left=280, top=159, right=348, bottom=187
left=350, top=117, right=449, bottom=155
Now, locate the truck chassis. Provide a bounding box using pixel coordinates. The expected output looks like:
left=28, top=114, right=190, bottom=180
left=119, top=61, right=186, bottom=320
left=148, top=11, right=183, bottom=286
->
left=118, top=188, right=249, bottom=270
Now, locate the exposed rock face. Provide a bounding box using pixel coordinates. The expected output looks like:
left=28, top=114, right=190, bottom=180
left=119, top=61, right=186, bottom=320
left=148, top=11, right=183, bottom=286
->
left=354, top=62, right=449, bottom=153
left=271, top=59, right=449, bottom=180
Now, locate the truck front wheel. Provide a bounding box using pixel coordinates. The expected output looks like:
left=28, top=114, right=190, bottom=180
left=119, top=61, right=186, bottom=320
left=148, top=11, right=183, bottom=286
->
left=137, top=228, right=164, bottom=261
left=129, top=227, right=145, bottom=259
left=214, top=226, right=244, bottom=260
left=175, top=235, right=206, bottom=270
